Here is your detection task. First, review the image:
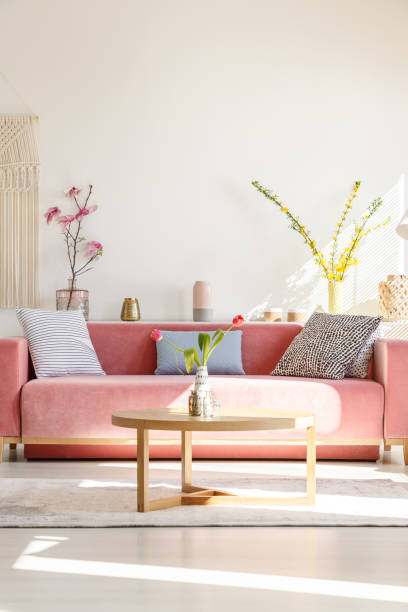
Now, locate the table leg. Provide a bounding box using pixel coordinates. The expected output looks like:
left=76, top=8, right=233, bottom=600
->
left=306, top=424, right=316, bottom=504
left=181, top=430, right=192, bottom=491
left=137, top=427, right=149, bottom=512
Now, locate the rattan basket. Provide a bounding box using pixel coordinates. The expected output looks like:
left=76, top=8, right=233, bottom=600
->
left=378, top=275, right=408, bottom=321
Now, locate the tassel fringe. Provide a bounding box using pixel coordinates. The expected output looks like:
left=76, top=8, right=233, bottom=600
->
left=0, top=115, right=40, bottom=307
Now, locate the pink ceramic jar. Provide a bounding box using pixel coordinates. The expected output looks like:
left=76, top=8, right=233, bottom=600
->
left=193, top=281, right=213, bottom=322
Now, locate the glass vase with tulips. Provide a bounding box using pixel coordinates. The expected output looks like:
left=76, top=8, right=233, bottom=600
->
left=151, top=315, right=245, bottom=417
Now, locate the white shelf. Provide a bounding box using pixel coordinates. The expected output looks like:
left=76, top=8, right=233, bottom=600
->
left=88, top=320, right=268, bottom=324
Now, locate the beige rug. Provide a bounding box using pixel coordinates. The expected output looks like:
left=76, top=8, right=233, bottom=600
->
left=1, top=469, right=408, bottom=526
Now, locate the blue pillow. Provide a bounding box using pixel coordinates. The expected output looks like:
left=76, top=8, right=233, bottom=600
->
left=155, top=330, right=245, bottom=375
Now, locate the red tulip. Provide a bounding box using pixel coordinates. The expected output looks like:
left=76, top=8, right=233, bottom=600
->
left=44, top=206, right=61, bottom=224
left=151, top=329, right=163, bottom=342
left=232, top=314, right=245, bottom=327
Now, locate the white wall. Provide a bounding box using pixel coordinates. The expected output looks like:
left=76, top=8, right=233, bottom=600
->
left=1, top=0, right=408, bottom=336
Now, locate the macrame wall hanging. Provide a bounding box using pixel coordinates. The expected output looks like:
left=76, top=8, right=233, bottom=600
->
left=0, top=114, right=40, bottom=307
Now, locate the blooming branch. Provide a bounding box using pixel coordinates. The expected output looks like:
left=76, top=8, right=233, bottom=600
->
left=252, top=180, right=389, bottom=283
left=44, top=206, right=61, bottom=224
left=45, top=184, right=103, bottom=307
left=330, top=181, right=360, bottom=276
left=252, top=180, right=330, bottom=278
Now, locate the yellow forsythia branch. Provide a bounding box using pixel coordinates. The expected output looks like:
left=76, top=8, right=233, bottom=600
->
left=252, top=180, right=389, bottom=283
left=330, top=181, right=360, bottom=276
left=252, top=180, right=330, bottom=278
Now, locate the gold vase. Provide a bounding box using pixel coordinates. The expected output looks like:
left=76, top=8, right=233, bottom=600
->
left=120, top=298, right=141, bottom=321
left=328, top=281, right=342, bottom=314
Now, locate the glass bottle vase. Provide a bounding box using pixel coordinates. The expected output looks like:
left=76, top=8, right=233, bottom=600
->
left=56, top=278, right=89, bottom=320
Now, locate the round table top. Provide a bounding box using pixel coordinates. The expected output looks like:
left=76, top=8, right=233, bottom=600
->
left=112, top=408, right=314, bottom=432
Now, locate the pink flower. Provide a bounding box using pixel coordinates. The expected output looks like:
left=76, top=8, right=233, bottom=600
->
left=151, top=329, right=163, bottom=342
left=86, top=241, right=103, bottom=257
left=87, top=204, right=98, bottom=213
left=57, top=214, right=75, bottom=229
left=44, top=206, right=61, bottom=224
left=65, top=187, right=82, bottom=198
left=232, top=314, right=245, bottom=327
left=75, top=207, right=90, bottom=220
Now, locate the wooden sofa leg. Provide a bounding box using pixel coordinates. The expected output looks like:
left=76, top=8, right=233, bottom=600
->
left=404, top=440, right=408, bottom=466
left=0, top=437, right=3, bottom=463
left=9, top=443, right=16, bottom=450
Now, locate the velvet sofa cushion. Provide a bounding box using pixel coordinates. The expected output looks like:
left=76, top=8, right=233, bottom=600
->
left=86, top=322, right=303, bottom=375
left=21, top=374, right=384, bottom=440
left=155, top=330, right=245, bottom=375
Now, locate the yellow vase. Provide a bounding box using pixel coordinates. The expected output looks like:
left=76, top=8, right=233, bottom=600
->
left=328, top=281, right=342, bottom=314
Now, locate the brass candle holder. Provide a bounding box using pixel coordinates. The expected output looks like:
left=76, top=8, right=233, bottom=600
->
left=120, top=298, right=141, bottom=321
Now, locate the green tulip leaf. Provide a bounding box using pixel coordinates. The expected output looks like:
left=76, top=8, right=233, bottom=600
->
left=202, top=334, right=211, bottom=365
left=198, top=332, right=207, bottom=352
left=193, top=348, right=201, bottom=366
left=212, top=329, right=223, bottom=341
left=184, top=348, right=195, bottom=374
left=208, top=332, right=226, bottom=359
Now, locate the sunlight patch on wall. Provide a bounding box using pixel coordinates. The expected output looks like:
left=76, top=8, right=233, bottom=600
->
left=345, top=177, right=404, bottom=314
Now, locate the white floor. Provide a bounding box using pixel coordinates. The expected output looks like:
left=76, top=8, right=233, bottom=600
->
left=0, top=446, right=407, bottom=612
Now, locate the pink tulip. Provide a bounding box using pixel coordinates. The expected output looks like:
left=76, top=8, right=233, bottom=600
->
left=87, top=204, right=98, bottom=214
left=65, top=187, right=82, bottom=198
left=75, top=207, right=90, bottom=220
left=151, top=329, right=163, bottom=342
left=44, top=206, right=61, bottom=224
left=232, top=314, right=245, bottom=327
left=86, top=241, right=103, bottom=257
left=57, top=214, right=75, bottom=229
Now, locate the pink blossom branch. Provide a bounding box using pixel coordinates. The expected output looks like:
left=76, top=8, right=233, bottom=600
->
left=73, top=253, right=100, bottom=276
left=46, top=184, right=101, bottom=310
left=84, top=184, right=93, bottom=208
left=75, top=267, right=94, bottom=277
left=73, top=195, right=82, bottom=212
left=64, top=232, right=74, bottom=276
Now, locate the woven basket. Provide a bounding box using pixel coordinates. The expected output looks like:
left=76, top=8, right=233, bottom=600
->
left=378, top=275, right=408, bottom=321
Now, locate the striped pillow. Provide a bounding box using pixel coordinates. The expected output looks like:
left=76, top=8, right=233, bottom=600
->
left=16, top=308, right=105, bottom=378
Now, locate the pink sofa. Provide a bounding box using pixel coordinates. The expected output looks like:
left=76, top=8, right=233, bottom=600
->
left=0, top=322, right=407, bottom=463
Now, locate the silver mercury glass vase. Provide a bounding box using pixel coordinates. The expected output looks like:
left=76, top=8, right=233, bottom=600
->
left=188, top=365, right=220, bottom=418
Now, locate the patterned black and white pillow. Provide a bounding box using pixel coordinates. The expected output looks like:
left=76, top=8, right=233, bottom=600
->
left=345, top=321, right=391, bottom=378
left=16, top=308, right=105, bottom=378
left=271, top=312, right=382, bottom=380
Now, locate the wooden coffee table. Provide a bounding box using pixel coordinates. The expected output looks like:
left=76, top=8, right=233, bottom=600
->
left=112, top=408, right=316, bottom=512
